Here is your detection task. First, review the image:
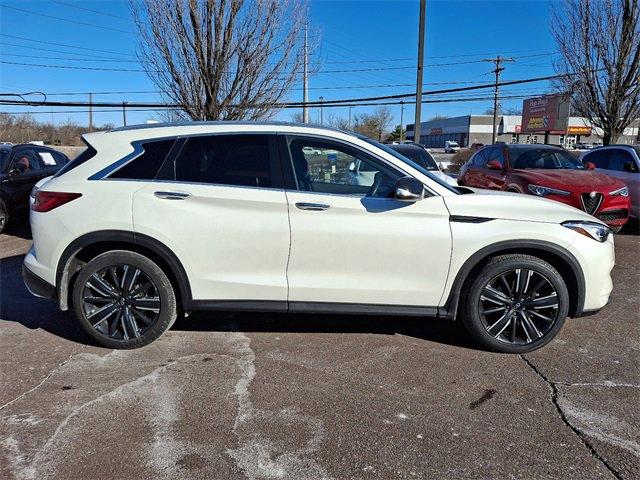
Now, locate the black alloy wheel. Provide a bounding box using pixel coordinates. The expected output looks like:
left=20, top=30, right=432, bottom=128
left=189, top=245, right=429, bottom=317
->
left=72, top=250, right=177, bottom=349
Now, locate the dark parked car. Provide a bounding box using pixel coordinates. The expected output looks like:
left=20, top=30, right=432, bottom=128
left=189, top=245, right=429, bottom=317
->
left=0, top=144, right=69, bottom=232
left=458, top=144, right=631, bottom=232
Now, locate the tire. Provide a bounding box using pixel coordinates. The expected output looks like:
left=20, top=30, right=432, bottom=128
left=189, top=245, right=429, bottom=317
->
left=72, top=250, right=177, bottom=349
left=459, top=254, right=569, bottom=353
left=0, top=198, right=8, bottom=234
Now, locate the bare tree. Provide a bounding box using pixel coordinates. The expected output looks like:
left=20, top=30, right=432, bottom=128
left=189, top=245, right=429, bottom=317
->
left=130, top=0, right=309, bottom=121
left=552, top=0, right=640, bottom=144
left=353, top=106, right=394, bottom=141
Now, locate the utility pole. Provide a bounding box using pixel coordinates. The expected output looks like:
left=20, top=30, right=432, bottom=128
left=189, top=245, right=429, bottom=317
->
left=319, top=96, right=323, bottom=125
left=413, top=0, right=426, bottom=144
left=88, top=92, right=93, bottom=133
left=122, top=102, right=127, bottom=126
left=483, top=55, right=514, bottom=144
left=400, top=101, right=405, bottom=142
left=348, top=106, right=354, bottom=130
left=302, top=23, right=309, bottom=123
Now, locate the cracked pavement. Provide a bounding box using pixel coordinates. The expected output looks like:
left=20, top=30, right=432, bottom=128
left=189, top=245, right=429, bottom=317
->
left=0, top=225, right=638, bottom=479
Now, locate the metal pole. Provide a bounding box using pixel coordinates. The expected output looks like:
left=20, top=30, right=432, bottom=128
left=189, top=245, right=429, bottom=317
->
left=319, top=96, right=323, bottom=125
left=88, top=92, right=93, bottom=132
left=413, top=0, right=426, bottom=144
left=122, top=102, right=127, bottom=126
left=348, top=106, right=353, bottom=129
left=302, top=23, right=309, bottom=123
left=400, top=101, right=404, bottom=141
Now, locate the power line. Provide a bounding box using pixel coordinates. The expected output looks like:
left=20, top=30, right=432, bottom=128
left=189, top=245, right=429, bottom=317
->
left=50, top=0, right=133, bottom=22
left=1, top=53, right=140, bottom=63
left=0, top=4, right=134, bottom=34
left=0, top=41, right=133, bottom=61
left=0, top=33, right=135, bottom=57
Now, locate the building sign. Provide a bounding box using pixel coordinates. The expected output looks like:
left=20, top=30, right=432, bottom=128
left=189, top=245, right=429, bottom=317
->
left=429, top=127, right=443, bottom=135
left=521, top=94, right=570, bottom=133
left=567, top=126, right=592, bottom=135
left=515, top=125, right=522, bottom=133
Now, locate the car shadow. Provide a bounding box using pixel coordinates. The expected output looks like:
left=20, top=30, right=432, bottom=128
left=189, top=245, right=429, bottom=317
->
left=0, top=253, right=476, bottom=350
left=617, top=217, right=639, bottom=236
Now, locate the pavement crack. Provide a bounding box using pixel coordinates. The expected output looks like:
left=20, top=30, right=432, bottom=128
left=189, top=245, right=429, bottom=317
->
left=0, top=350, right=82, bottom=412
left=519, top=354, right=624, bottom=480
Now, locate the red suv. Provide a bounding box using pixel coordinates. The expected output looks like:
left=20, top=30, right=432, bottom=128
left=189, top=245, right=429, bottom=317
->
left=458, top=144, right=630, bottom=232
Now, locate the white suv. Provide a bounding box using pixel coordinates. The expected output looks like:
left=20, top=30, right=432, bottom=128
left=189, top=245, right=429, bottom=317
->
left=23, top=122, right=615, bottom=353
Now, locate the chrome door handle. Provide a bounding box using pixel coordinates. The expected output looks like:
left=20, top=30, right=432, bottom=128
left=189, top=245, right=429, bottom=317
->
left=154, top=191, right=191, bottom=200
left=295, top=202, right=331, bottom=211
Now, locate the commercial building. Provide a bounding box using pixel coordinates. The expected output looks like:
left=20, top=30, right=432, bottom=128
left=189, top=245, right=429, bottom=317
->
left=406, top=115, right=640, bottom=149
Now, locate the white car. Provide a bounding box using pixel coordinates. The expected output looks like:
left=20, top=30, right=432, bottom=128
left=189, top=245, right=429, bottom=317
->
left=445, top=141, right=460, bottom=153
left=23, top=122, right=614, bottom=353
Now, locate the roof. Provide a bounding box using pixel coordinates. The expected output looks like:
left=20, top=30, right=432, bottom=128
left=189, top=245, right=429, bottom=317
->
left=504, top=143, right=563, bottom=150
left=108, top=120, right=348, bottom=135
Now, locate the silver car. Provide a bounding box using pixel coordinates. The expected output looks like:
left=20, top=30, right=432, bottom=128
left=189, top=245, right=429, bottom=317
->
left=581, top=145, right=640, bottom=218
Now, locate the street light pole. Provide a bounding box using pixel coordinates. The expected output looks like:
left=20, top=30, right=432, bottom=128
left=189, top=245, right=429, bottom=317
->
left=302, top=23, right=309, bottom=124
left=413, top=0, right=426, bottom=144
left=400, top=101, right=405, bottom=142
left=319, top=96, right=323, bottom=125
left=348, top=106, right=353, bottom=130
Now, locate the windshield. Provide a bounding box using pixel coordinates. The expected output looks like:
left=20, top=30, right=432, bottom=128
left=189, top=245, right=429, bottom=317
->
left=509, top=147, right=585, bottom=170
left=389, top=146, right=439, bottom=171
left=359, top=136, right=459, bottom=194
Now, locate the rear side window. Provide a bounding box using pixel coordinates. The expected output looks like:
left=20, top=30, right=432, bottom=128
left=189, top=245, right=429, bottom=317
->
left=110, top=139, right=176, bottom=180
left=174, top=134, right=272, bottom=188
left=53, top=143, right=97, bottom=178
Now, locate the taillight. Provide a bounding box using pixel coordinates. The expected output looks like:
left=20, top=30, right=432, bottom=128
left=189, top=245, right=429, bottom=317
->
left=32, top=191, right=82, bottom=212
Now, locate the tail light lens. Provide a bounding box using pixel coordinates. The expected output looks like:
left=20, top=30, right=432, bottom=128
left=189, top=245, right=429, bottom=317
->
left=32, top=191, right=82, bottom=212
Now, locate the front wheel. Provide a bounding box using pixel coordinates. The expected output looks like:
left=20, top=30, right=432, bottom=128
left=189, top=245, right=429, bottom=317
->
left=459, top=254, right=569, bottom=353
left=72, top=250, right=177, bottom=349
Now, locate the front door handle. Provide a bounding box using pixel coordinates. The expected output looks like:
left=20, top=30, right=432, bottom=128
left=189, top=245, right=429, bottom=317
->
left=295, top=202, right=331, bottom=211
left=154, top=191, right=191, bottom=200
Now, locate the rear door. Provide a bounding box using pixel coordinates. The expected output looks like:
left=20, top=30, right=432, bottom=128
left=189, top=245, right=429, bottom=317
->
left=131, top=133, right=290, bottom=306
left=282, top=134, right=451, bottom=308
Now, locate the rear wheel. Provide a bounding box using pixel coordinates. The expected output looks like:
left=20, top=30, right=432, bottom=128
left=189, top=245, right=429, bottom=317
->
left=460, top=254, right=569, bottom=353
left=72, top=250, right=177, bottom=349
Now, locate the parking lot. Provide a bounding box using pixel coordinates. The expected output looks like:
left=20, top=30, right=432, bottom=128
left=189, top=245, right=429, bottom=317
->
left=0, top=224, right=638, bottom=480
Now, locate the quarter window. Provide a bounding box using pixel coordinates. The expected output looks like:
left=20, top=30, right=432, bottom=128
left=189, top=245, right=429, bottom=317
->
left=287, top=137, right=400, bottom=197
left=111, top=139, right=176, bottom=180
left=174, top=134, right=272, bottom=188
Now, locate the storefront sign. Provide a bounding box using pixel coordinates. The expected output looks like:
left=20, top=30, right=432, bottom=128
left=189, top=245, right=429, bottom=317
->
left=429, top=128, right=443, bottom=135
left=567, top=126, right=592, bottom=135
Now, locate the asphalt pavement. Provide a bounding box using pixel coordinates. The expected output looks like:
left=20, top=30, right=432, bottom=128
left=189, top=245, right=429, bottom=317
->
left=0, top=222, right=638, bottom=480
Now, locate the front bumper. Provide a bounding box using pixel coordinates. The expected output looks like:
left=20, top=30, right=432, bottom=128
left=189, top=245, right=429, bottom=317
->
left=544, top=193, right=630, bottom=228
left=22, top=264, right=56, bottom=300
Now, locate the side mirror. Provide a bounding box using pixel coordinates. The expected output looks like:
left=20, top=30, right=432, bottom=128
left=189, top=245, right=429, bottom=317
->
left=486, top=160, right=502, bottom=170
left=586, top=162, right=596, bottom=171
left=394, top=176, right=424, bottom=202
left=348, top=161, right=356, bottom=173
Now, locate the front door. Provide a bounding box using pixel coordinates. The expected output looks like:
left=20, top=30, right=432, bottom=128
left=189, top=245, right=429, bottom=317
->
left=282, top=135, right=452, bottom=308
left=132, top=133, right=290, bottom=306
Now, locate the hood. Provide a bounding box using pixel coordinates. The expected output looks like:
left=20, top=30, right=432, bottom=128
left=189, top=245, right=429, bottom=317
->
left=444, top=188, right=604, bottom=225
left=512, top=169, right=623, bottom=190
left=432, top=170, right=459, bottom=186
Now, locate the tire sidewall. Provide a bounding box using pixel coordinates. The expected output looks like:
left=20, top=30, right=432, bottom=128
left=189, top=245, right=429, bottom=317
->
left=72, top=250, right=177, bottom=349
left=463, top=256, right=569, bottom=353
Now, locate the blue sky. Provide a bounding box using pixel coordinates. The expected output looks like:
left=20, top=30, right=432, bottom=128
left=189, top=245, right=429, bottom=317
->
left=0, top=0, right=559, bottom=129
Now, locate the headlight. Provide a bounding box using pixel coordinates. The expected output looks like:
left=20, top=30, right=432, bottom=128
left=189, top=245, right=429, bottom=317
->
left=610, top=186, right=629, bottom=197
left=528, top=184, right=571, bottom=196
left=562, top=221, right=611, bottom=242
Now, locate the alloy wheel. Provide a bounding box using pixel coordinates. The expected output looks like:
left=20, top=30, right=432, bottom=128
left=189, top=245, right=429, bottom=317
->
left=478, top=268, right=559, bottom=345
left=82, top=264, right=161, bottom=340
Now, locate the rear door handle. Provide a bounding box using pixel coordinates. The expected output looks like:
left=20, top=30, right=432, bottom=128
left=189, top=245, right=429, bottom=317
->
left=295, top=202, right=331, bottom=211
left=154, top=191, right=191, bottom=200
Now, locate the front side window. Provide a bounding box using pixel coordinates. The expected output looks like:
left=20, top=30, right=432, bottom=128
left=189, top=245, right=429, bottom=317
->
left=10, top=149, right=42, bottom=172
left=487, top=147, right=506, bottom=168
left=608, top=149, right=635, bottom=172
left=583, top=149, right=611, bottom=169
left=287, top=137, right=400, bottom=198
left=510, top=148, right=584, bottom=170
left=174, top=134, right=272, bottom=188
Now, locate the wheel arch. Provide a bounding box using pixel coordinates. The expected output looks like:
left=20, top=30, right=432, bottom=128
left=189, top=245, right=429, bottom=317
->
left=440, top=240, right=585, bottom=320
left=56, top=230, right=192, bottom=311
